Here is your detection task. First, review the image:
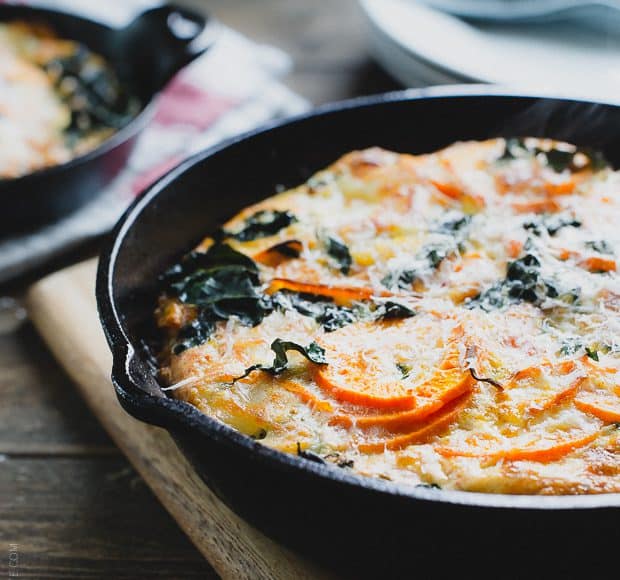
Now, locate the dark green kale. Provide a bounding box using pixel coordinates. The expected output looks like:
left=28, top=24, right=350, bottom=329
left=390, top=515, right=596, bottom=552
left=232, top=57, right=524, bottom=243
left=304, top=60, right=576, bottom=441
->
left=546, top=146, right=608, bottom=173
left=374, top=301, right=416, bottom=321
left=559, top=338, right=582, bottom=356
left=498, top=137, right=526, bottom=162
left=499, top=138, right=608, bottom=173
left=265, top=239, right=302, bottom=258
left=232, top=339, right=327, bottom=382
left=425, top=245, right=449, bottom=269
left=296, top=443, right=326, bottom=464
left=324, top=235, right=352, bottom=274
left=396, top=362, right=412, bottom=379
left=585, top=346, right=600, bottom=362
left=171, top=315, right=215, bottom=355
left=45, top=46, right=136, bottom=137
left=504, top=254, right=547, bottom=303
left=381, top=269, right=418, bottom=291
left=271, top=292, right=358, bottom=333
left=226, top=210, right=297, bottom=241
left=381, top=244, right=450, bottom=290
left=469, top=254, right=567, bottom=311
left=585, top=240, right=614, bottom=255
left=163, top=243, right=273, bottom=353
left=382, top=222, right=467, bottom=290
left=324, top=453, right=355, bottom=468
left=438, top=215, right=471, bottom=233
left=318, top=305, right=358, bottom=332
left=273, top=291, right=414, bottom=332
left=544, top=148, right=579, bottom=173
left=415, top=483, right=441, bottom=490
left=523, top=214, right=581, bottom=237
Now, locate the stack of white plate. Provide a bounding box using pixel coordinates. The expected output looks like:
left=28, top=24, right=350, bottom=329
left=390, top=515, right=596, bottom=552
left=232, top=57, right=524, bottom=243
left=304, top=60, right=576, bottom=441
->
left=359, top=0, right=620, bottom=103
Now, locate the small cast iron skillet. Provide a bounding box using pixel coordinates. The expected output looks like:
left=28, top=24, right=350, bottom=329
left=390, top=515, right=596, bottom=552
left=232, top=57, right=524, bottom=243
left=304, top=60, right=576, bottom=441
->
left=98, top=87, right=620, bottom=578
left=0, top=3, right=217, bottom=233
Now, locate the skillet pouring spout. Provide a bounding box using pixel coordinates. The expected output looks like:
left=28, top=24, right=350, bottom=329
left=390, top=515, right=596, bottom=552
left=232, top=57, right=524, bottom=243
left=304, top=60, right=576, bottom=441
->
left=114, top=4, right=218, bottom=94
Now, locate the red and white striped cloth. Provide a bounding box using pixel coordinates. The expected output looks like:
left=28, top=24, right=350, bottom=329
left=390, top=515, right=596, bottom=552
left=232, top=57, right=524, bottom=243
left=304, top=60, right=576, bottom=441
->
left=0, top=1, right=308, bottom=283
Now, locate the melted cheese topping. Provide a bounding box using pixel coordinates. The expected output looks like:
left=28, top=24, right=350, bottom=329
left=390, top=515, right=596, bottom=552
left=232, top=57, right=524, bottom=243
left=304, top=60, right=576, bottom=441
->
left=158, top=139, right=620, bottom=494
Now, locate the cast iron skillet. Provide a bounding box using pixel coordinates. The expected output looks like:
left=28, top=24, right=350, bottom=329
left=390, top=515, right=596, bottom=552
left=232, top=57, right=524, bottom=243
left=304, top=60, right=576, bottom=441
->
left=0, top=3, right=217, bottom=233
left=98, top=87, right=620, bottom=578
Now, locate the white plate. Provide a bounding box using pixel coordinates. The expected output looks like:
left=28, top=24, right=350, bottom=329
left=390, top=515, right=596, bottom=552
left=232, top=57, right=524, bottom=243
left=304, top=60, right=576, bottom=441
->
left=360, top=0, right=620, bottom=102
left=419, top=0, right=620, bottom=22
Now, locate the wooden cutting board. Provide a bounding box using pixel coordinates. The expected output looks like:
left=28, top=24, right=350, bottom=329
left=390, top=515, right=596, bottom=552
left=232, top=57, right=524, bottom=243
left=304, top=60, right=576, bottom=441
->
left=26, top=258, right=329, bottom=580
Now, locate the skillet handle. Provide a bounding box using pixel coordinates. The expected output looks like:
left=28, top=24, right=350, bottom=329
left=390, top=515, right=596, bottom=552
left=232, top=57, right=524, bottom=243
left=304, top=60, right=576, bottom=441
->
left=120, top=4, right=218, bottom=93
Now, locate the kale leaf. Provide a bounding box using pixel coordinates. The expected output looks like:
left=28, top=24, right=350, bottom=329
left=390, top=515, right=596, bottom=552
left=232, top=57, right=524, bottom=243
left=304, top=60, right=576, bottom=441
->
left=499, top=138, right=608, bottom=173
left=318, top=305, right=358, bottom=332
left=469, top=254, right=565, bottom=310
left=382, top=231, right=464, bottom=290
left=232, top=339, right=327, bottom=382
left=396, top=362, right=412, bottom=379
left=171, top=315, right=215, bottom=355
left=585, top=240, right=614, bottom=255
left=226, top=210, right=297, bottom=241
left=271, top=291, right=358, bottom=332
left=324, top=235, right=352, bottom=274
left=374, top=301, right=416, bottom=320
left=163, top=243, right=273, bottom=353
left=523, top=214, right=581, bottom=237
left=265, top=239, right=302, bottom=259
left=296, top=443, right=326, bottom=464
left=45, top=47, right=135, bottom=136
left=273, top=291, right=414, bottom=331
left=438, top=215, right=471, bottom=233
left=381, top=269, right=418, bottom=291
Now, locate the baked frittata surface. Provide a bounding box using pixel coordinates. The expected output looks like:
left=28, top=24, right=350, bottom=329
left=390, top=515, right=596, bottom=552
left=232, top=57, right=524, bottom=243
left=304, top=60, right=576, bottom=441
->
left=156, top=138, right=620, bottom=494
left=0, top=21, right=136, bottom=178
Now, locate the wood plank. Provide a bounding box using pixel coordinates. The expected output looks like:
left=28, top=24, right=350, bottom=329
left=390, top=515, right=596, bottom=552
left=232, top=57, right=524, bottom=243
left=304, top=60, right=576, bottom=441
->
left=0, top=301, right=115, bottom=455
left=26, top=259, right=329, bottom=580
left=0, top=456, right=215, bottom=579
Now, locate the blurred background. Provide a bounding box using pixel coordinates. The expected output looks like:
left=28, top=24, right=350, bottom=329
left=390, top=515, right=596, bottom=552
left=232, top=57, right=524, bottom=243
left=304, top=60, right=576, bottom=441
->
left=182, top=0, right=620, bottom=104
left=182, top=0, right=400, bottom=104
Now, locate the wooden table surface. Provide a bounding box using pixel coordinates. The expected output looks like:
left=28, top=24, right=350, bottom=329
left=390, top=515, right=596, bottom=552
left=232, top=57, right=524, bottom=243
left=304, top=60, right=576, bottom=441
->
left=0, top=1, right=399, bottom=577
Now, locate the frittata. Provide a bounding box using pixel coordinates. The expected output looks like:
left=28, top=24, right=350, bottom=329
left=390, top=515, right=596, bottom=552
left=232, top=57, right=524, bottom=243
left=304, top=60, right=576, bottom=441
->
left=156, top=138, right=620, bottom=494
left=0, top=21, right=136, bottom=178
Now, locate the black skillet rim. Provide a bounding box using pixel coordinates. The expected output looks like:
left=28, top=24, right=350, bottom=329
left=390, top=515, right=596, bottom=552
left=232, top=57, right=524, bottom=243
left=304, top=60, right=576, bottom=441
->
left=97, top=84, right=620, bottom=512
left=0, top=3, right=215, bottom=188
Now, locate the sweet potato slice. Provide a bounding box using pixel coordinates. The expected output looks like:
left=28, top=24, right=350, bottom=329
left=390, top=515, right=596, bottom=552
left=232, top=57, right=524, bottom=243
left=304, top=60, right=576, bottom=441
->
left=511, top=199, right=561, bottom=214
left=430, top=179, right=462, bottom=200
left=280, top=380, right=334, bottom=413
left=543, top=178, right=577, bottom=196
left=315, top=349, right=417, bottom=410
left=253, top=240, right=303, bottom=267
left=575, top=395, right=620, bottom=423
left=430, top=180, right=485, bottom=210
left=317, top=321, right=471, bottom=413
left=266, top=278, right=382, bottom=304
left=578, top=256, right=616, bottom=273
left=502, top=361, right=584, bottom=420
left=357, top=393, right=471, bottom=453
left=437, top=431, right=600, bottom=463
left=330, top=367, right=473, bottom=432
